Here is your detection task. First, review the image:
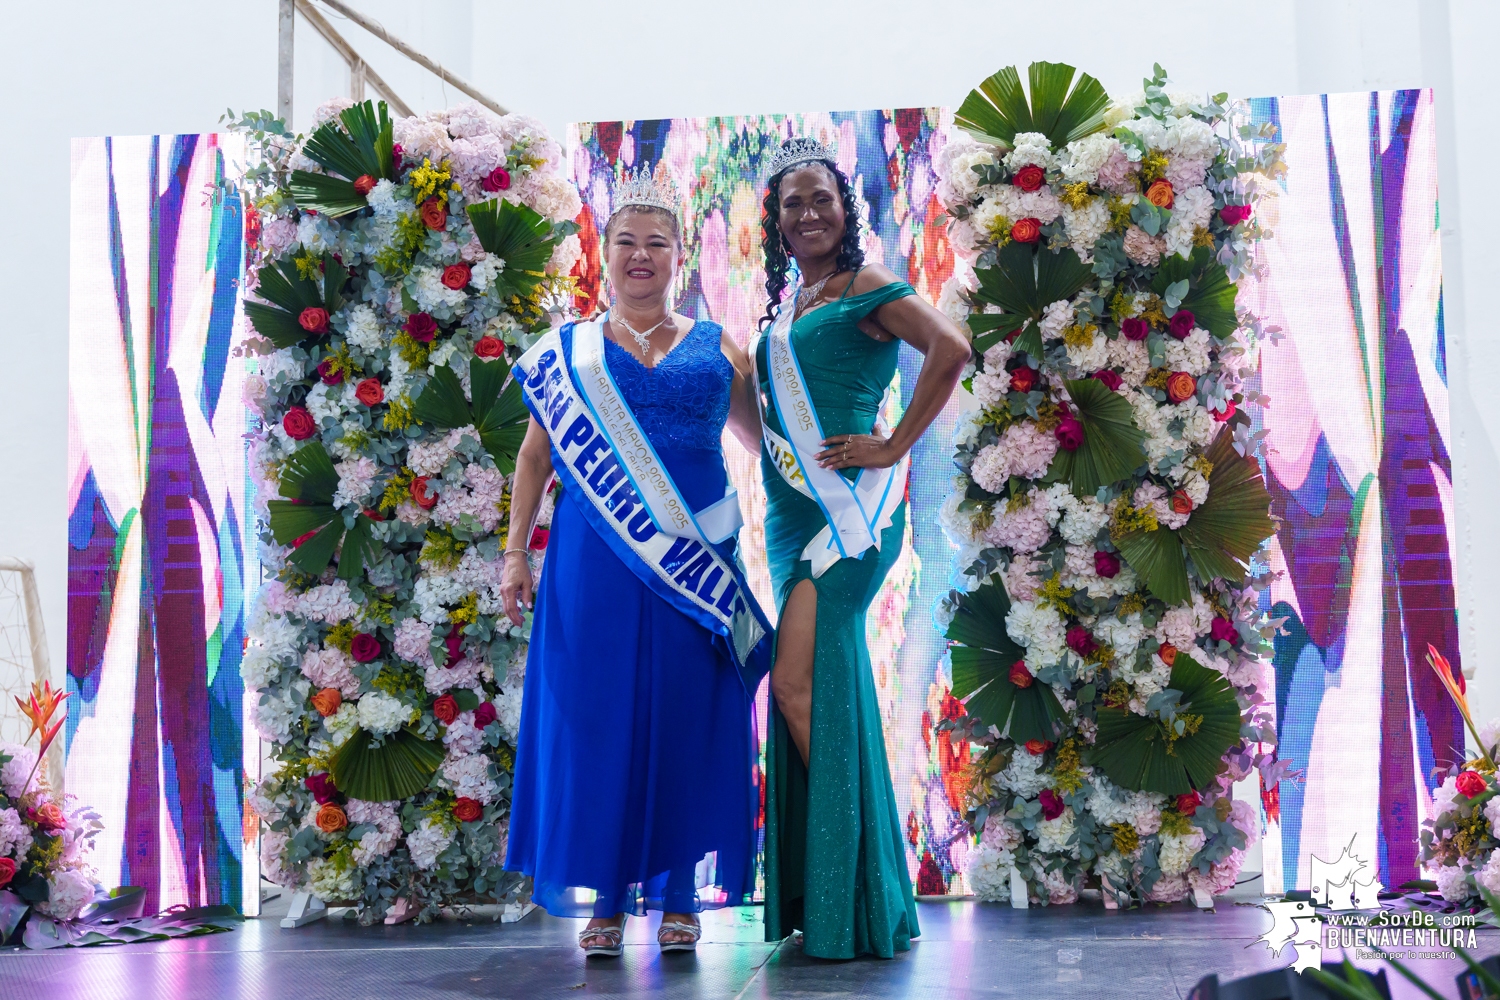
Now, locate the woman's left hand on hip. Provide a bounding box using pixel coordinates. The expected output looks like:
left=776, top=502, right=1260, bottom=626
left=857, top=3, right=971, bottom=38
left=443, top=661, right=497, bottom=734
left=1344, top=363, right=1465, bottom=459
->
left=816, top=433, right=901, bottom=470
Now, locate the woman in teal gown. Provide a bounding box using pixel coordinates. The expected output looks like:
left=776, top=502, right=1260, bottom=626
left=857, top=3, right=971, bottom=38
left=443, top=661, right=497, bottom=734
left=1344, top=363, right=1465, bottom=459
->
left=755, top=137, right=969, bottom=959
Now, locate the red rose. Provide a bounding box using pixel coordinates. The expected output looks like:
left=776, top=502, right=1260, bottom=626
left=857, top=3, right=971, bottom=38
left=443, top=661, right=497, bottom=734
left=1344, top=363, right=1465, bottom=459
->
left=310, top=688, right=342, bottom=717
left=353, top=174, right=377, bottom=196
left=0, top=857, right=14, bottom=889
left=355, top=378, right=384, bottom=406
left=350, top=632, right=382, bottom=663
left=529, top=526, right=550, bottom=550
left=445, top=623, right=465, bottom=665
left=474, top=336, right=504, bottom=359
left=1210, top=616, right=1238, bottom=644
left=1008, top=366, right=1036, bottom=393
left=1171, top=490, right=1194, bottom=514
left=1219, top=204, right=1252, bottom=226
left=405, top=312, right=438, bottom=343
left=299, top=307, right=330, bottom=334
left=1054, top=416, right=1085, bottom=451
left=1176, top=791, right=1202, bottom=815
left=1092, top=369, right=1122, bottom=391
left=441, top=263, right=471, bottom=290
left=1094, top=550, right=1121, bottom=578
left=420, top=197, right=448, bottom=230
left=1457, top=770, right=1489, bottom=799
left=453, top=797, right=482, bottom=823
left=1066, top=625, right=1098, bottom=657
left=305, top=772, right=338, bottom=804
left=1168, top=309, right=1196, bottom=340
left=409, top=475, right=438, bottom=510
left=1213, top=400, right=1237, bottom=422
left=1013, top=164, right=1045, bottom=193
left=1157, top=643, right=1178, bottom=666
left=433, top=693, right=459, bottom=724
left=316, top=359, right=343, bottom=386
left=1166, top=371, right=1197, bottom=404
left=1121, top=317, right=1150, bottom=341
left=1145, top=178, right=1175, bottom=209
left=481, top=166, right=511, bottom=193
left=1024, top=738, right=1053, bottom=756
left=474, top=702, right=497, bottom=729
left=1010, top=217, right=1042, bottom=244
left=1039, top=788, right=1065, bottom=820
left=1008, top=660, right=1033, bottom=689
left=283, top=406, right=316, bottom=440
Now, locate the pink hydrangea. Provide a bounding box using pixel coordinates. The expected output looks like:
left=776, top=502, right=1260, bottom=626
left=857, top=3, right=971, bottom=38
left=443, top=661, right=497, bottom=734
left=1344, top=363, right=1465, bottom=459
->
left=998, top=422, right=1059, bottom=479
left=300, top=647, right=360, bottom=699
left=985, top=501, right=1052, bottom=553
left=1095, top=146, right=1138, bottom=193
left=393, top=618, right=435, bottom=668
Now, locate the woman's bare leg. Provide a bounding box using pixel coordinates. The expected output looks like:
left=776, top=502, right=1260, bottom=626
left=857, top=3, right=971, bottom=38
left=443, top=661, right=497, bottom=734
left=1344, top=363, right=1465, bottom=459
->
left=770, top=579, right=818, bottom=765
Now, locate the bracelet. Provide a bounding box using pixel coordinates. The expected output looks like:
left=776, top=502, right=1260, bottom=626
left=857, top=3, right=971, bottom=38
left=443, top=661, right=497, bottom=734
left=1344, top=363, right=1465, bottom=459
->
left=502, top=548, right=529, bottom=558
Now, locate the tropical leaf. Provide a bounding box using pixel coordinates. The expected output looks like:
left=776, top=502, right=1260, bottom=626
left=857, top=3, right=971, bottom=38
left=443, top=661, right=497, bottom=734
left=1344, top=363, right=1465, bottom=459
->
left=966, top=312, right=1027, bottom=354
left=299, top=100, right=394, bottom=183
left=245, top=253, right=347, bottom=348
left=945, top=580, right=1068, bottom=743
left=971, top=241, right=1094, bottom=356
left=288, top=171, right=366, bottom=218
left=466, top=199, right=560, bottom=301
left=955, top=61, right=1111, bottom=149
left=1150, top=246, right=1239, bottom=339
left=266, top=442, right=382, bottom=578
left=1114, top=523, right=1189, bottom=606
left=1087, top=651, right=1241, bottom=794
left=1179, top=429, right=1275, bottom=584
left=337, top=514, right=382, bottom=582
left=330, top=727, right=444, bottom=802
left=1045, top=378, right=1146, bottom=496
left=411, top=358, right=530, bottom=474
left=278, top=441, right=340, bottom=503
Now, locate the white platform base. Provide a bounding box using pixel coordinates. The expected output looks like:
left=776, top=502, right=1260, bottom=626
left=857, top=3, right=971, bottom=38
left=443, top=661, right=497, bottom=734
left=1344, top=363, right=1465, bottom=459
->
left=1192, top=886, right=1215, bottom=910
left=1009, top=869, right=1029, bottom=908
left=277, top=893, right=535, bottom=928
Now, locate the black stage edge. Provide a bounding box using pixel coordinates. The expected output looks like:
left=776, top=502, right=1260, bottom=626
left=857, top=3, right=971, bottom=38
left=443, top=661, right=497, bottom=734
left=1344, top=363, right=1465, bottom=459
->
left=2, top=879, right=1495, bottom=999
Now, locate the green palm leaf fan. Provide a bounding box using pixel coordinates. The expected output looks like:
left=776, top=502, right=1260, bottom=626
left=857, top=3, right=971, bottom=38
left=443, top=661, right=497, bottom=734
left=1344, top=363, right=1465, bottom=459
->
left=1150, top=246, right=1239, bottom=339
left=1087, top=650, right=1242, bottom=794
left=945, top=579, right=1068, bottom=744
left=410, top=357, right=530, bottom=475
left=969, top=240, right=1095, bottom=354
left=244, top=252, right=348, bottom=349
left=955, top=61, right=1113, bottom=150
left=289, top=100, right=396, bottom=217
left=265, top=441, right=381, bottom=579
left=1045, top=378, right=1147, bottom=497
left=1178, top=428, right=1276, bottom=584
left=330, top=728, right=446, bottom=802
left=1113, top=522, right=1190, bottom=606
left=466, top=199, right=570, bottom=303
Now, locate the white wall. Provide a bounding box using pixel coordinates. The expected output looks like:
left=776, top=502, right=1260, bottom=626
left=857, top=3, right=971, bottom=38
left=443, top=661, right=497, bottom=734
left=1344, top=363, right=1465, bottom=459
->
left=1, top=0, right=1494, bottom=719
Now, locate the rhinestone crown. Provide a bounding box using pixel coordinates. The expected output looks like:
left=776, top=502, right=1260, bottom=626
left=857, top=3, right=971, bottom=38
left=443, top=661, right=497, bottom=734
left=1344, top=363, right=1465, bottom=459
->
left=613, top=166, right=680, bottom=218
left=767, top=135, right=837, bottom=178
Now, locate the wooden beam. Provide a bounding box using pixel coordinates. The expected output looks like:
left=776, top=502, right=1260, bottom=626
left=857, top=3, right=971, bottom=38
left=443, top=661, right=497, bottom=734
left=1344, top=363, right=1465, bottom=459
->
left=295, top=0, right=414, bottom=118
left=310, top=0, right=508, bottom=117
left=277, top=0, right=294, bottom=123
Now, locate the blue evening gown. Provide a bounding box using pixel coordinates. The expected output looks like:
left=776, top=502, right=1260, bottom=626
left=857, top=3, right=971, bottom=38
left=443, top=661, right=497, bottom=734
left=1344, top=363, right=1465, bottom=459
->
left=505, top=318, right=758, bottom=918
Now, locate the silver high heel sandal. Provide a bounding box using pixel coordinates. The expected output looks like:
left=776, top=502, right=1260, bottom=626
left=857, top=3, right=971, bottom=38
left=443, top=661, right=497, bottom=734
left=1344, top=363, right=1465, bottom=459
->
left=657, top=917, right=702, bottom=953
left=579, top=915, right=626, bottom=958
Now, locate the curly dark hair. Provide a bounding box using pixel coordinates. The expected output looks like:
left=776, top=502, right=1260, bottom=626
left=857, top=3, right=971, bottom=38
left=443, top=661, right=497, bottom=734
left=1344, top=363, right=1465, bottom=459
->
left=758, top=159, right=865, bottom=329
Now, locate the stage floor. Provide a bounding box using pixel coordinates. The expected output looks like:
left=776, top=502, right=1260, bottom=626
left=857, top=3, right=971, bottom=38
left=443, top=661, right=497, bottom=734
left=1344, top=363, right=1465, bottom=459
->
left=2, top=878, right=1495, bottom=999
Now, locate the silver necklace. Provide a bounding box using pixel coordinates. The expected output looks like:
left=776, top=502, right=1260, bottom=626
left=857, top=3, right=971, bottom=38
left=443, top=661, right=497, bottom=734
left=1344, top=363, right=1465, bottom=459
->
left=611, top=310, right=673, bottom=356
left=795, top=273, right=835, bottom=316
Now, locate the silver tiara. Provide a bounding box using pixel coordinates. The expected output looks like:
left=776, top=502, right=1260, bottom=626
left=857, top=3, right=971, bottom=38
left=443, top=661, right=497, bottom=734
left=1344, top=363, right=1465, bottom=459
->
left=768, top=135, right=836, bottom=178
left=613, top=167, right=680, bottom=218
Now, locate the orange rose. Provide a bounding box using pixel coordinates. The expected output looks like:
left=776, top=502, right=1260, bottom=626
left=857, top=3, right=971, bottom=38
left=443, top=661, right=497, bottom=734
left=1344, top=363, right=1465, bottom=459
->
left=1010, top=217, right=1042, bottom=244
left=453, top=797, right=482, bottom=823
left=1170, top=490, right=1194, bottom=514
left=31, top=801, right=65, bottom=831
left=355, top=378, right=384, bottom=406
left=311, top=687, right=342, bottom=717
left=1157, top=643, right=1178, bottom=666
left=1145, top=179, right=1175, bottom=209
left=420, top=198, right=448, bottom=230
left=1008, top=660, right=1033, bottom=689
left=315, top=802, right=347, bottom=833
left=1024, top=739, right=1053, bottom=756
left=410, top=475, right=438, bottom=510
left=1166, top=371, right=1197, bottom=404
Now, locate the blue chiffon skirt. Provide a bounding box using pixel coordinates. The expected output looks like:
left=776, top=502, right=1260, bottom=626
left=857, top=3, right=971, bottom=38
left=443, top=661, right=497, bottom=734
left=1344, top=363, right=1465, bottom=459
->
left=504, top=445, right=758, bottom=918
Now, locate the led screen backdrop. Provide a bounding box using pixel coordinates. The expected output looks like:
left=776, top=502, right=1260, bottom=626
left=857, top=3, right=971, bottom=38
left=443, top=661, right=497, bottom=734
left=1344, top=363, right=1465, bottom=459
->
left=1246, top=88, right=1458, bottom=892
left=67, top=133, right=258, bottom=912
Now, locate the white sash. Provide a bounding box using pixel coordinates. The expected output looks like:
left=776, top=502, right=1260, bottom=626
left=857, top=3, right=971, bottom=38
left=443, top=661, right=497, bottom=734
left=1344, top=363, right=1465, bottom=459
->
left=756, top=284, right=909, bottom=578
left=514, top=323, right=767, bottom=672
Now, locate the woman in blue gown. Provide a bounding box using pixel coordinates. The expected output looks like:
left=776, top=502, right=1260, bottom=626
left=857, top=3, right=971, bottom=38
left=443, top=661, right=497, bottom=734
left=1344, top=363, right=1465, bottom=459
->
left=500, top=174, right=765, bottom=955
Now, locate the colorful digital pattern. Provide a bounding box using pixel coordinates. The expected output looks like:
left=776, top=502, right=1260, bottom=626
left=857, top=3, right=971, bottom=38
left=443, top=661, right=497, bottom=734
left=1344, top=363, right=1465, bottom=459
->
left=66, top=134, right=257, bottom=912
left=1244, top=89, right=1457, bottom=892
left=566, top=110, right=973, bottom=893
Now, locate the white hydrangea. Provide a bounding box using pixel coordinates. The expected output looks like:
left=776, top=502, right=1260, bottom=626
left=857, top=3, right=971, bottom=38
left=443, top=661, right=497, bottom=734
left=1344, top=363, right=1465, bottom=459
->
left=252, top=680, right=309, bottom=742
left=1432, top=774, right=1461, bottom=817
left=441, top=752, right=498, bottom=805
left=1006, top=600, right=1067, bottom=671
left=322, top=702, right=360, bottom=747
left=364, top=179, right=399, bottom=216
left=1477, top=850, right=1500, bottom=898
left=0, top=806, right=33, bottom=861
left=1034, top=808, right=1078, bottom=856
left=1164, top=185, right=1215, bottom=258
left=35, top=868, right=97, bottom=921
left=294, top=581, right=360, bottom=624
left=1003, top=132, right=1056, bottom=171
left=1055, top=494, right=1109, bottom=546
left=965, top=843, right=1015, bottom=902
left=333, top=456, right=379, bottom=511
left=1063, top=326, right=1111, bottom=373
left=357, top=691, right=416, bottom=737
left=1092, top=612, right=1147, bottom=660
left=1480, top=719, right=1500, bottom=759
left=1039, top=299, right=1075, bottom=340
left=995, top=747, right=1053, bottom=797
left=297, top=213, right=332, bottom=254
left=346, top=800, right=403, bottom=867
left=496, top=682, right=525, bottom=745
left=1434, top=863, right=1472, bottom=902
left=1107, top=336, right=1151, bottom=386
left=937, top=136, right=999, bottom=204
left=410, top=266, right=470, bottom=313
left=343, top=303, right=385, bottom=353
left=308, top=857, right=358, bottom=902
left=1, top=742, right=38, bottom=798
left=442, top=712, right=485, bottom=757
left=406, top=816, right=454, bottom=870
left=1159, top=829, right=1207, bottom=876
left=1061, top=197, right=1112, bottom=259
left=470, top=254, right=505, bottom=293
left=1084, top=776, right=1164, bottom=827
left=1060, top=133, right=1122, bottom=185
left=1164, top=115, right=1218, bottom=162
left=1129, top=651, right=1175, bottom=706
left=970, top=369, right=1011, bottom=408
left=1163, top=326, right=1213, bottom=379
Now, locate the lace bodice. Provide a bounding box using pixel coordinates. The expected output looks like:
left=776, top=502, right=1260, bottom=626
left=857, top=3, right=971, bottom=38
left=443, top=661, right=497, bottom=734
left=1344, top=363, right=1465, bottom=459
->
left=562, top=318, right=731, bottom=452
